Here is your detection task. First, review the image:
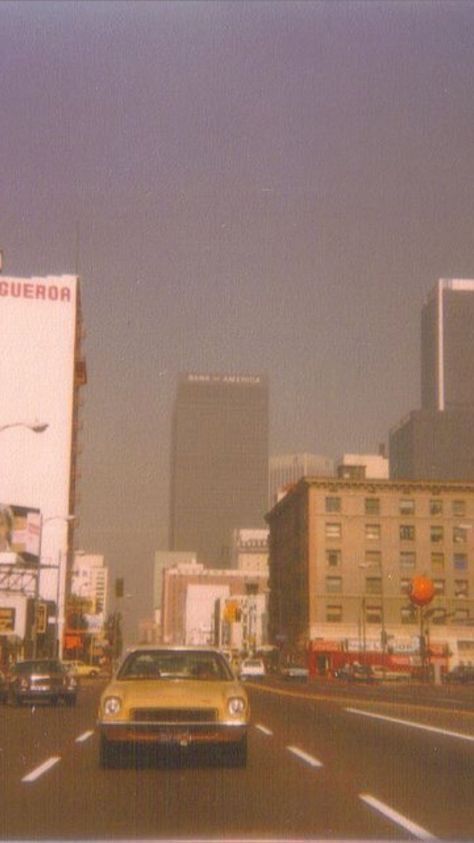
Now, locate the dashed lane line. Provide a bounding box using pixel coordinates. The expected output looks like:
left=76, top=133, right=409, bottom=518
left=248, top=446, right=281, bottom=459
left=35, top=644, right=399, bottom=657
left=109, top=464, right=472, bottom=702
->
left=255, top=724, right=273, bottom=736
left=287, top=746, right=323, bottom=767
left=22, top=756, right=61, bottom=783
left=360, top=793, right=436, bottom=839
left=76, top=730, right=94, bottom=743
left=346, top=707, right=474, bottom=743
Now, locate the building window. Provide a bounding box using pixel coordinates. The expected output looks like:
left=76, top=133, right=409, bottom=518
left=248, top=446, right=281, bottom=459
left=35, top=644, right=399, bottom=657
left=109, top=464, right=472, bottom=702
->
left=326, top=576, right=342, bottom=594
left=365, top=550, right=381, bottom=566
left=454, top=580, right=469, bottom=598
left=326, top=604, right=342, bottom=623
left=326, top=549, right=341, bottom=567
left=453, top=553, right=468, bottom=571
left=325, top=496, right=341, bottom=513
left=454, top=609, right=470, bottom=623
left=400, top=499, right=415, bottom=515
left=401, top=605, right=417, bottom=624
left=400, top=551, right=416, bottom=569
left=365, top=523, right=381, bottom=541
left=365, top=577, right=382, bottom=595
left=325, top=522, right=341, bottom=540
left=430, top=525, right=444, bottom=543
left=430, top=609, right=446, bottom=626
left=400, top=525, right=415, bottom=541
left=431, top=552, right=445, bottom=572
left=400, top=578, right=412, bottom=595
left=430, top=499, right=443, bottom=516
left=453, top=526, right=468, bottom=544
left=433, top=579, right=445, bottom=596
left=365, top=604, right=382, bottom=624
left=452, top=500, right=466, bottom=517
left=365, top=498, right=380, bottom=515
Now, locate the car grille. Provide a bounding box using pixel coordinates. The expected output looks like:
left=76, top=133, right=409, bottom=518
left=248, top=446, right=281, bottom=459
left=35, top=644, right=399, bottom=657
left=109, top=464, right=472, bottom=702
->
left=131, top=708, right=217, bottom=723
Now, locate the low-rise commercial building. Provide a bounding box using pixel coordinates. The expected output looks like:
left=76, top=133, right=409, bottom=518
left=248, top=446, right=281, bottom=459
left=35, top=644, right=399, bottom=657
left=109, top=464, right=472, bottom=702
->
left=266, top=477, right=474, bottom=674
left=161, top=560, right=268, bottom=646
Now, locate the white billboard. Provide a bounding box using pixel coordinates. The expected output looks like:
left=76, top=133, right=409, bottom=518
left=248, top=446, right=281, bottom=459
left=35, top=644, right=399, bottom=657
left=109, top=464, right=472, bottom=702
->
left=0, top=275, right=80, bottom=605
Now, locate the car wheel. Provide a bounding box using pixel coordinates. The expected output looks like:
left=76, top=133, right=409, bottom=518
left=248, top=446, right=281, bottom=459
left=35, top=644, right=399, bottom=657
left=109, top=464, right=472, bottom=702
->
left=99, top=734, right=120, bottom=768
left=226, top=735, right=247, bottom=768
left=89, top=670, right=99, bottom=678
left=65, top=695, right=77, bottom=707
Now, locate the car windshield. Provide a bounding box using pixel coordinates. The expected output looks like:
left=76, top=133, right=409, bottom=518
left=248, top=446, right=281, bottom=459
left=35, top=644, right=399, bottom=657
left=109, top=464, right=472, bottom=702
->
left=14, top=660, right=60, bottom=674
left=117, top=650, right=234, bottom=681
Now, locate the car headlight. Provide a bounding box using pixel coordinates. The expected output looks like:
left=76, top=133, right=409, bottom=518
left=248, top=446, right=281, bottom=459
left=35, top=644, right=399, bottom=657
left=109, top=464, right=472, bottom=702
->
left=103, top=696, right=122, bottom=715
left=20, top=678, right=29, bottom=690
left=67, top=676, right=78, bottom=689
left=228, top=696, right=246, bottom=716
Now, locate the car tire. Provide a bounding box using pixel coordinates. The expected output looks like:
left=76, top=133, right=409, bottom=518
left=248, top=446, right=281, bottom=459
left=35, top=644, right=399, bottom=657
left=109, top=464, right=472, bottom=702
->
left=89, top=670, right=99, bottom=678
left=99, top=734, right=120, bottom=768
left=226, top=736, right=247, bottom=768
left=65, top=695, right=77, bottom=707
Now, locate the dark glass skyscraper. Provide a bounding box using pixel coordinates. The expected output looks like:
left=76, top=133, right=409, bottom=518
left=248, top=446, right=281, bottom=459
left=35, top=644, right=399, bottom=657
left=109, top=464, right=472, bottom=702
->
left=169, top=373, right=269, bottom=567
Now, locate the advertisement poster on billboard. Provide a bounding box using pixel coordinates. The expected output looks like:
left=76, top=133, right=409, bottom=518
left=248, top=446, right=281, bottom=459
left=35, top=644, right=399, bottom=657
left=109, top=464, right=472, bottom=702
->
left=0, top=503, right=41, bottom=566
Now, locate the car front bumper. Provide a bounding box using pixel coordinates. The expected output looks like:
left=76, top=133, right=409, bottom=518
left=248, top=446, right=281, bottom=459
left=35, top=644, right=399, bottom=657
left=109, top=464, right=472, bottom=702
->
left=98, top=720, right=248, bottom=746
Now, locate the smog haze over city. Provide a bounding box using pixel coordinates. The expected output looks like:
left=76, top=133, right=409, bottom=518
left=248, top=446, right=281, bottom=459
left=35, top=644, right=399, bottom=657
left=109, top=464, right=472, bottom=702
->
left=2, top=0, right=473, bottom=634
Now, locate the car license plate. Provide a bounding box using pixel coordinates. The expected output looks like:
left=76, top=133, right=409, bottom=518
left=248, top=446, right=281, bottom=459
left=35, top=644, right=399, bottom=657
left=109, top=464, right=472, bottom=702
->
left=158, top=731, right=189, bottom=744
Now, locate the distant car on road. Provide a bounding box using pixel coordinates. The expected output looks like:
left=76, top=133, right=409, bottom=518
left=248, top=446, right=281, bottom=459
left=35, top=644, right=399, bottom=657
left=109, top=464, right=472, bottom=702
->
left=62, top=659, right=100, bottom=678
left=8, top=659, right=78, bottom=706
left=444, top=665, right=474, bottom=684
left=280, top=665, right=309, bottom=682
left=0, top=669, right=8, bottom=703
left=239, top=658, right=266, bottom=681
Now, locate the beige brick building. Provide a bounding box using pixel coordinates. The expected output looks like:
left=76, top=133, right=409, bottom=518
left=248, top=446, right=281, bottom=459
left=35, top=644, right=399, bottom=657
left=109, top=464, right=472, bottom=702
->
left=267, top=477, right=474, bottom=673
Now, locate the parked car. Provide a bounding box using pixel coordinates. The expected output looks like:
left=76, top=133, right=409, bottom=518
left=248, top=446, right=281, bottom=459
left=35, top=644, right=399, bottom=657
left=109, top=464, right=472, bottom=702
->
left=370, top=665, right=412, bottom=681
left=98, top=645, right=249, bottom=767
left=280, top=665, right=309, bottom=682
left=8, top=659, right=78, bottom=706
left=444, top=665, right=474, bottom=684
left=62, top=659, right=100, bottom=678
left=239, top=658, right=266, bottom=681
left=333, top=664, right=375, bottom=682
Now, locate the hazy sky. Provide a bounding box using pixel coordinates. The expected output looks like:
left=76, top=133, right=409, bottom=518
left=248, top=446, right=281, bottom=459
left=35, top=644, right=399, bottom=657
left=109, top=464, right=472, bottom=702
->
left=2, top=0, right=473, bottom=635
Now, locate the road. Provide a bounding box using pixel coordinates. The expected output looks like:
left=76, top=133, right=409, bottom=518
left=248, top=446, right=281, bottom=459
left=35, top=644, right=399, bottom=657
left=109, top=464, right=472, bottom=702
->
left=0, top=677, right=472, bottom=839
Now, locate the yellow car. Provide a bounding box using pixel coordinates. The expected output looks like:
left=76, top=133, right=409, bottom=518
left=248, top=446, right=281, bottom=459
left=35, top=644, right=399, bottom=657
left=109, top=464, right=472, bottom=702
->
left=97, top=645, right=249, bottom=767
left=62, top=660, right=100, bottom=678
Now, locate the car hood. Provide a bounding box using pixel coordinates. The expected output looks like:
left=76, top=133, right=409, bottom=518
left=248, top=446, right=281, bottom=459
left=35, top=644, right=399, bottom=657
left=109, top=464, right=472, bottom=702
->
left=103, top=678, right=244, bottom=705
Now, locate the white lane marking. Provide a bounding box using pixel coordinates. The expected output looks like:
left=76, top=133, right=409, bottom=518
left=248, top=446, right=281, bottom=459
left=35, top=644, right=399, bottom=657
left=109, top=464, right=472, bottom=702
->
left=346, top=707, right=474, bottom=743
left=360, top=793, right=436, bottom=839
left=22, top=756, right=61, bottom=783
left=287, top=746, right=323, bottom=767
left=75, top=730, right=94, bottom=743
left=255, top=724, right=273, bottom=736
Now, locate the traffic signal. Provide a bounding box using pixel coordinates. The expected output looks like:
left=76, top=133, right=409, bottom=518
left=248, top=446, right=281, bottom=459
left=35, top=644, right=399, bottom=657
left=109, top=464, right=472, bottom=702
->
left=115, top=577, right=124, bottom=598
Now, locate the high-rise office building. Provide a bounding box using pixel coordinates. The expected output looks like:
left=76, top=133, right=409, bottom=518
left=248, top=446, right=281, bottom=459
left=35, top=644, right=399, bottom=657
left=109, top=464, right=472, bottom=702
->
left=421, top=279, right=474, bottom=411
left=169, top=373, right=269, bottom=567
